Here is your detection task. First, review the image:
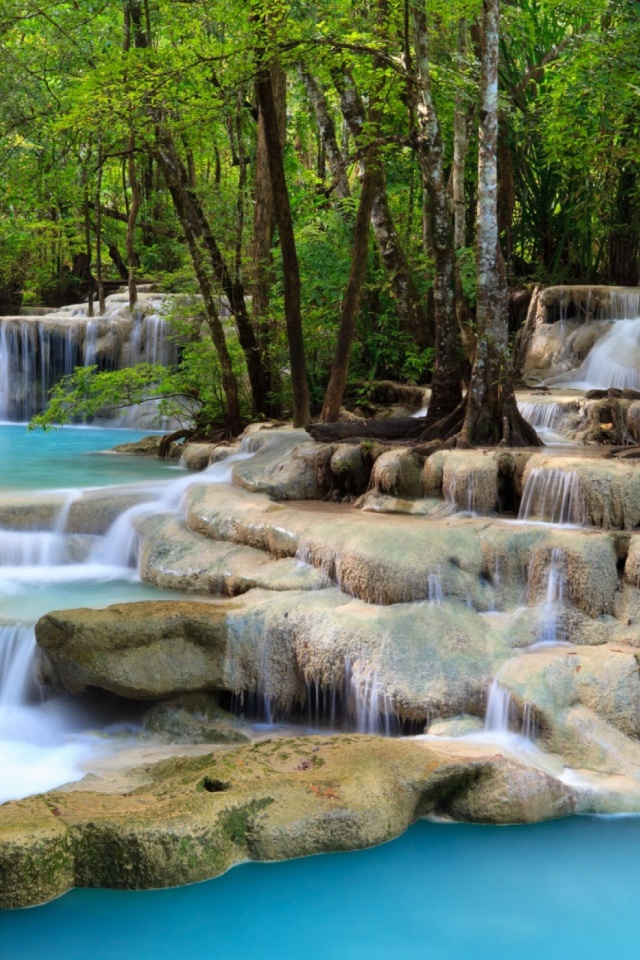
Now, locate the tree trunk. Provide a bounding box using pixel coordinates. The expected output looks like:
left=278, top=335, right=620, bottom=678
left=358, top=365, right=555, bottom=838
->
left=252, top=63, right=287, bottom=414
left=411, top=1, right=463, bottom=423
left=154, top=138, right=243, bottom=435
left=255, top=70, right=311, bottom=427
left=460, top=0, right=538, bottom=448
left=126, top=135, right=141, bottom=309
left=155, top=126, right=270, bottom=416
left=83, top=182, right=94, bottom=318
left=452, top=18, right=473, bottom=352
left=321, top=165, right=378, bottom=421
left=95, top=147, right=106, bottom=315
left=298, top=66, right=350, bottom=204
left=334, top=69, right=431, bottom=348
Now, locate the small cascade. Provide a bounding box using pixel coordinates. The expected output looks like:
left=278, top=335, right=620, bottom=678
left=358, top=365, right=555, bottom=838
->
left=143, top=314, right=178, bottom=366
left=428, top=573, right=443, bottom=606
left=0, top=624, right=40, bottom=713
left=83, top=321, right=98, bottom=366
left=349, top=667, right=393, bottom=736
left=484, top=679, right=513, bottom=734
left=517, top=401, right=562, bottom=431
left=534, top=547, right=569, bottom=646
left=484, top=679, right=535, bottom=741
left=411, top=406, right=429, bottom=419
left=518, top=468, right=580, bottom=524
left=92, top=452, right=255, bottom=569
left=545, top=290, right=640, bottom=392
left=0, top=293, right=180, bottom=424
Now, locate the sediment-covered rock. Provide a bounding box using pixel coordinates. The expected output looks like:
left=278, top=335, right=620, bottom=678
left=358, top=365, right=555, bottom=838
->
left=0, top=735, right=575, bottom=909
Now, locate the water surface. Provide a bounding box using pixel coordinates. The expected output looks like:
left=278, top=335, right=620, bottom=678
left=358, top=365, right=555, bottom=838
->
left=1, top=817, right=639, bottom=959
left=0, top=424, right=176, bottom=490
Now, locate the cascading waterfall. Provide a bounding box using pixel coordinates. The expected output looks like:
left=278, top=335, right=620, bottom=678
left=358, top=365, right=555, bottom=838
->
left=518, top=401, right=563, bottom=431
left=518, top=468, right=580, bottom=524
left=545, top=290, right=640, bottom=391
left=92, top=452, right=254, bottom=570
left=0, top=294, right=179, bottom=424
left=534, top=548, right=569, bottom=646
left=483, top=679, right=535, bottom=742
left=484, top=679, right=513, bottom=734
left=0, top=624, right=41, bottom=712
left=428, top=573, right=444, bottom=606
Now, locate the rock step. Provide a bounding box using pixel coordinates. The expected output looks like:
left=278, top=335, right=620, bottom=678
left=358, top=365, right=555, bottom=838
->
left=136, top=513, right=330, bottom=596
left=185, top=484, right=619, bottom=616
left=0, top=735, right=576, bottom=909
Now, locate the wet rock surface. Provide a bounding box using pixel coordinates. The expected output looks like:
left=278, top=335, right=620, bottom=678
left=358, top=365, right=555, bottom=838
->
left=0, top=735, right=576, bottom=909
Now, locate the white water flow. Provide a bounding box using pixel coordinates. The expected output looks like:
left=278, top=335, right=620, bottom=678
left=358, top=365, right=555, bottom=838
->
left=0, top=491, right=79, bottom=567
left=0, top=444, right=256, bottom=802
left=0, top=622, right=105, bottom=803
left=546, top=291, right=640, bottom=391
left=484, top=680, right=513, bottom=734
left=428, top=573, right=444, bottom=606
left=91, top=452, right=254, bottom=569
left=518, top=468, right=580, bottom=524
left=0, top=294, right=179, bottom=423
left=534, top=548, right=569, bottom=647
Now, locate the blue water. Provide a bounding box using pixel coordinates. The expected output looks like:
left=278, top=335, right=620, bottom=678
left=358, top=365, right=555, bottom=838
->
left=1, top=816, right=639, bottom=959
left=0, top=424, right=176, bottom=490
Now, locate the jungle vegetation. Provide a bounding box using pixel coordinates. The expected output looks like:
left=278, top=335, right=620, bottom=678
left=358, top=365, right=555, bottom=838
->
left=1, top=0, right=638, bottom=442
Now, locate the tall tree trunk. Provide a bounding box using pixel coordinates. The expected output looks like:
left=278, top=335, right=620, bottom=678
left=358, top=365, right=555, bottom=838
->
left=452, top=18, right=473, bottom=352
left=460, top=0, right=538, bottom=448
left=411, top=2, right=463, bottom=423
left=252, top=64, right=286, bottom=413
left=297, top=66, right=350, bottom=204
left=255, top=70, right=310, bottom=427
left=153, top=125, right=270, bottom=415
left=334, top=69, right=431, bottom=348
left=95, top=146, right=106, bottom=315
left=126, top=133, right=141, bottom=309
left=154, top=139, right=242, bottom=435
left=83, top=181, right=94, bottom=318
left=321, top=164, right=379, bottom=422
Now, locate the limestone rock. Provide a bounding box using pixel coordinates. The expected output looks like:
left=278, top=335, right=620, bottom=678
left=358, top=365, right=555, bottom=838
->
left=0, top=735, right=577, bottom=908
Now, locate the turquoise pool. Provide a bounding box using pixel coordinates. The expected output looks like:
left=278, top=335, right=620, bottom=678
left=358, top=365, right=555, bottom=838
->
left=0, top=424, right=177, bottom=490
left=1, top=817, right=638, bottom=959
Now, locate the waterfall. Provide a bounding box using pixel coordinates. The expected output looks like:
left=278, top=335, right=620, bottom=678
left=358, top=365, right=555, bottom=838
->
left=484, top=680, right=513, bottom=734
left=517, top=401, right=562, bottom=431
left=518, top=468, right=580, bottom=524
left=92, top=452, right=255, bottom=569
left=533, top=548, right=569, bottom=646
left=0, top=624, right=40, bottom=713
left=544, top=291, right=640, bottom=392
left=484, top=679, right=535, bottom=741
left=0, top=294, right=180, bottom=424
left=0, top=491, right=79, bottom=567
left=428, top=573, right=444, bottom=606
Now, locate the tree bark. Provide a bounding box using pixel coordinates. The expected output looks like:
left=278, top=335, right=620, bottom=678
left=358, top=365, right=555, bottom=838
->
left=321, top=164, right=378, bottom=421
left=126, top=134, right=141, bottom=309
left=334, top=69, right=431, bottom=348
left=252, top=63, right=287, bottom=414
left=460, top=0, right=538, bottom=448
left=83, top=181, right=94, bottom=318
left=452, top=18, right=473, bottom=350
left=255, top=69, right=311, bottom=427
left=411, top=1, right=463, bottom=423
left=154, top=136, right=242, bottom=435
left=298, top=66, right=350, bottom=203
left=95, top=146, right=106, bottom=315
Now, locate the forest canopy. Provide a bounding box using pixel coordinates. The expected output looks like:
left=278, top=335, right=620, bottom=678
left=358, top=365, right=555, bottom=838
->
left=1, top=0, right=638, bottom=439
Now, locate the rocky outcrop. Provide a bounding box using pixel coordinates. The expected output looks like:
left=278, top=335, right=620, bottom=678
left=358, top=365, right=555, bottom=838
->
left=521, top=455, right=640, bottom=529
left=0, top=735, right=575, bottom=909
left=35, top=592, right=510, bottom=721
